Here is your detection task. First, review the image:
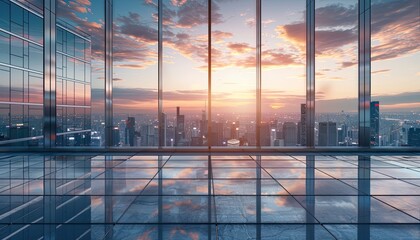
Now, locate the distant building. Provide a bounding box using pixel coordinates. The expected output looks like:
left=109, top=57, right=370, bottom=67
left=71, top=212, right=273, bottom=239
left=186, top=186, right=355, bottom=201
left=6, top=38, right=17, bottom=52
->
left=175, top=107, right=185, bottom=146
left=370, top=101, right=380, bottom=146
left=283, top=122, right=297, bottom=146
left=112, top=127, right=120, bottom=146
left=140, top=124, right=157, bottom=146
left=260, top=122, right=271, bottom=146
left=125, top=117, right=135, bottom=146
left=211, top=122, right=224, bottom=146
left=300, top=104, right=307, bottom=146
left=407, top=127, right=420, bottom=146
left=318, top=122, right=337, bottom=146
left=160, top=112, right=167, bottom=146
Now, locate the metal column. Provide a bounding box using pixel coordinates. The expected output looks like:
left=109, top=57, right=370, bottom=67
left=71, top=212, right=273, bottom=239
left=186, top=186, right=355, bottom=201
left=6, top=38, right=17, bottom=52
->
left=207, top=0, right=212, bottom=149
left=358, top=0, right=371, bottom=147
left=105, top=0, right=113, bottom=147
left=158, top=0, right=164, bottom=148
left=43, top=0, right=56, bottom=148
left=306, top=0, right=315, bottom=147
left=256, top=0, right=262, bottom=148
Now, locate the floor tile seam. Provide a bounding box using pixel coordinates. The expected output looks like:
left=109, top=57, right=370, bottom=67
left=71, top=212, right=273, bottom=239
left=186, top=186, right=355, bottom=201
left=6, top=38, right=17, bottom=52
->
left=112, top=155, right=173, bottom=226
left=248, top=155, right=327, bottom=229
left=314, top=167, right=420, bottom=223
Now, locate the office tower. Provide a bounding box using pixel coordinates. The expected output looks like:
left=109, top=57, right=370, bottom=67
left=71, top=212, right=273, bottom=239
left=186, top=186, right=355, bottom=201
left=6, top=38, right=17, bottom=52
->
left=211, top=122, right=224, bottom=146
left=230, top=121, right=239, bottom=139
left=370, top=101, right=380, bottom=146
left=160, top=112, right=167, bottom=146
left=260, top=122, right=271, bottom=146
left=318, top=122, right=338, bottom=146
left=407, top=127, right=420, bottom=146
left=200, top=109, right=208, bottom=142
left=283, top=122, right=298, bottom=146
left=270, top=128, right=277, bottom=146
left=166, top=125, right=175, bottom=146
left=191, top=126, right=203, bottom=146
left=175, top=106, right=185, bottom=146
left=300, top=104, right=307, bottom=146
left=140, top=124, right=156, bottom=146
left=125, top=117, right=135, bottom=146
left=112, top=126, right=120, bottom=146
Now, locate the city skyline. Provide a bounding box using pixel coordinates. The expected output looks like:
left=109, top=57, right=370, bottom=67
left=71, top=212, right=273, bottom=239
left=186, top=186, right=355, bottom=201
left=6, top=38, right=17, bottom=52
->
left=52, top=0, right=420, bottom=114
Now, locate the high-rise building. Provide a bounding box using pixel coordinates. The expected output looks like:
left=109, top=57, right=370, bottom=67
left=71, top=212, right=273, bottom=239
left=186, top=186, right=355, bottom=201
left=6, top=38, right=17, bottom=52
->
left=283, top=122, right=297, bottom=146
left=0, top=1, right=92, bottom=146
left=407, top=127, right=420, bottom=147
left=370, top=101, right=380, bottom=146
left=230, top=121, right=239, bottom=140
left=318, top=122, right=337, bottom=146
left=160, top=112, right=167, bottom=146
left=300, top=104, right=307, bottom=146
left=125, top=117, right=135, bottom=146
left=112, top=126, right=120, bottom=146
left=200, top=109, right=208, bottom=144
left=175, top=106, right=185, bottom=146
left=260, top=122, right=271, bottom=146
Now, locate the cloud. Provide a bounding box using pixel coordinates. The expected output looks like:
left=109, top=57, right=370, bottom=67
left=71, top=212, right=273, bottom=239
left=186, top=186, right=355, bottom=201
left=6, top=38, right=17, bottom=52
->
left=212, top=30, right=233, bottom=43
left=227, top=42, right=253, bottom=54
left=372, top=69, right=390, bottom=75
left=277, top=0, right=419, bottom=63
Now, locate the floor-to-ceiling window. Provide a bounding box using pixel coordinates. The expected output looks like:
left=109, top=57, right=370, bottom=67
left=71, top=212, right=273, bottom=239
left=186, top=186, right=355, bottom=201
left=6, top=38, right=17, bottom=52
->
left=162, top=0, right=208, bottom=148
left=371, top=0, right=420, bottom=147
left=112, top=1, right=158, bottom=147
left=261, top=0, right=306, bottom=147
left=315, top=0, right=358, bottom=147
left=211, top=0, right=257, bottom=147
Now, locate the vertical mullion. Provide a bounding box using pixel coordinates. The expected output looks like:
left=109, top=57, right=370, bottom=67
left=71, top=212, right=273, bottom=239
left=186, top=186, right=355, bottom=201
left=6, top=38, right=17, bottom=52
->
left=208, top=0, right=212, bottom=150
left=43, top=0, right=56, bottom=148
left=158, top=0, right=163, bottom=148
left=105, top=0, right=113, bottom=147
left=306, top=0, right=315, bottom=147
left=358, top=0, right=371, bottom=147
left=256, top=0, right=262, bottom=148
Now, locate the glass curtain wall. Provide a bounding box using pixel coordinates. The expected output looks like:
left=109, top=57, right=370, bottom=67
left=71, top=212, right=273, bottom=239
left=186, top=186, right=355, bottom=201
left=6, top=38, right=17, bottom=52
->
left=0, top=0, right=419, bottom=149
left=261, top=0, right=306, bottom=147
left=314, top=0, right=358, bottom=147
left=112, top=1, right=158, bottom=147
left=371, top=0, right=420, bottom=147
left=0, top=0, right=44, bottom=146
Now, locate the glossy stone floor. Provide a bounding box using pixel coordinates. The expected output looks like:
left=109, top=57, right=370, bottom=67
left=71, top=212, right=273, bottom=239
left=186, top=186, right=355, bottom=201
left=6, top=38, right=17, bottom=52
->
left=0, top=153, right=419, bottom=239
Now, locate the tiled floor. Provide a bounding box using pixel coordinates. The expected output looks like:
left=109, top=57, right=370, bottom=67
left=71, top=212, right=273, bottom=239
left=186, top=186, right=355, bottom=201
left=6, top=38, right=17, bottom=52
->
left=0, top=153, right=419, bottom=239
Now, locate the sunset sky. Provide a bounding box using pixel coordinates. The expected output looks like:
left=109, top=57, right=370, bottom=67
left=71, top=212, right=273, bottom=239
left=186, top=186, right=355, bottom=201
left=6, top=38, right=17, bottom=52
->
left=57, top=0, right=420, bottom=115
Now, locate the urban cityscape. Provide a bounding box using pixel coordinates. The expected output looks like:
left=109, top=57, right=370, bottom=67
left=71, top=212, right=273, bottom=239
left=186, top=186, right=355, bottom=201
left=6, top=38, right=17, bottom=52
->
left=89, top=101, right=420, bottom=147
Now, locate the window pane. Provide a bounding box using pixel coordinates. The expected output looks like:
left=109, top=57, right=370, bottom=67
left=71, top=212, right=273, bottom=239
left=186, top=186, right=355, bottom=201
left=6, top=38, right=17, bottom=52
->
left=162, top=0, right=208, bottom=147
left=113, top=1, right=158, bottom=147
left=371, top=0, right=420, bottom=147
left=315, top=0, right=358, bottom=146
left=212, top=0, right=256, bottom=147
left=262, top=0, right=306, bottom=147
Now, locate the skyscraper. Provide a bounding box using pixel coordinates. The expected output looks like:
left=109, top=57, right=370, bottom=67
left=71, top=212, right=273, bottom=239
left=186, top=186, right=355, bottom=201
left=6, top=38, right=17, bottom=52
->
left=408, top=127, right=420, bottom=146
left=318, top=122, right=337, bottom=146
left=125, top=117, right=135, bottom=146
left=160, top=112, right=167, bottom=146
left=370, top=101, right=380, bottom=146
left=175, top=107, right=185, bottom=146
left=300, top=104, right=307, bottom=146
left=283, top=122, right=297, bottom=146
